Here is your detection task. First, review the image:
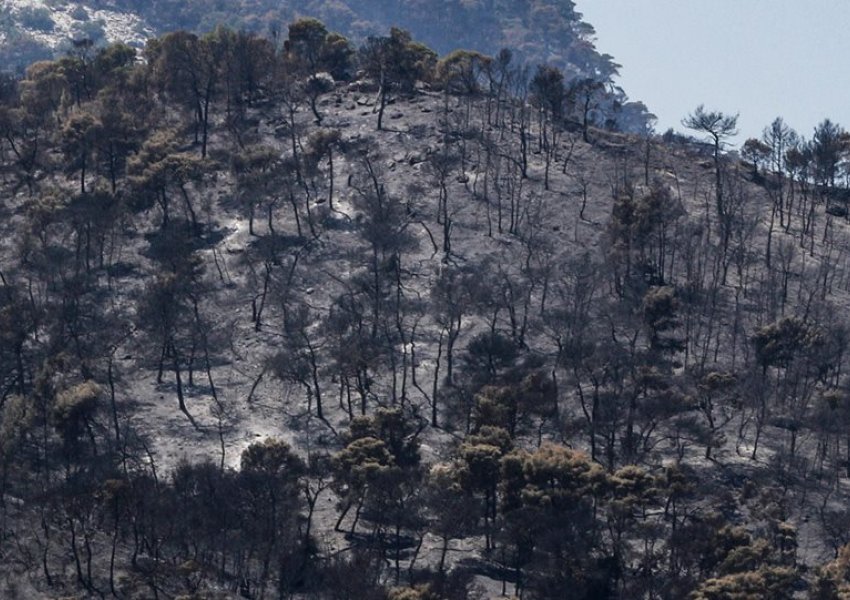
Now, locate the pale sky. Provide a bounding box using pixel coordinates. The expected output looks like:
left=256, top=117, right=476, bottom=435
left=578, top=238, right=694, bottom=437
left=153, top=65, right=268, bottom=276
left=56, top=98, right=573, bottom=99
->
left=576, top=0, right=850, bottom=146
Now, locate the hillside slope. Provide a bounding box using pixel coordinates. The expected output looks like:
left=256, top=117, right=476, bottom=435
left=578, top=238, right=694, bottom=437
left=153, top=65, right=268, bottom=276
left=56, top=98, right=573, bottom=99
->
left=1, top=25, right=850, bottom=599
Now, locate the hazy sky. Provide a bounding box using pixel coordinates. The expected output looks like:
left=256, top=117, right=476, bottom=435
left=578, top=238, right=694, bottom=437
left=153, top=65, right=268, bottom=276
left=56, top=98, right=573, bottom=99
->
left=576, top=0, right=850, bottom=146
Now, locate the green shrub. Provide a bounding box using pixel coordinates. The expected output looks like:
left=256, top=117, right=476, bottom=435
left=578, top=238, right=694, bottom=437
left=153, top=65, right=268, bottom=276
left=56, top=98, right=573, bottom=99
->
left=17, top=6, right=55, bottom=32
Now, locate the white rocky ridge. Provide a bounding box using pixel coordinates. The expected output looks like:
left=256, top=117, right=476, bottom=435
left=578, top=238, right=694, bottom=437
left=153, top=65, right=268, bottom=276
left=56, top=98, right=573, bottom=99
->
left=2, top=0, right=153, bottom=51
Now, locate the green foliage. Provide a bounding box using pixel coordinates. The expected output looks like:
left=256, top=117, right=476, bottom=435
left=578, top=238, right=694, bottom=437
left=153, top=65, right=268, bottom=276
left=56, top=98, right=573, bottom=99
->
left=473, top=386, right=515, bottom=431
left=335, top=436, right=395, bottom=478
left=465, top=331, right=519, bottom=380
left=53, top=381, right=101, bottom=447
left=504, top=443, right=606, bottom=512
left=347, top=407, right=422, bottom=468
left=53, top=381, right=101, bottom=423
left=17, top=6, right=55, bottom=32
left=127, top=130, right=209, bottom=227
left=240, top=437, right=304, bottom=477
left=752, top=317, right=823, bottom=370
left=61, top=109, right=100, bottom=192
left=71, top=19, right=107, bottom=44
left=683, top=105, right=739, bottom=148
left=360, top=27, right=436, bottom=94
left=93, top=43, right=137, bottom=77
left=812, top=544, right=850, bottom=599
left=320, top=32, right=355, bottom=80
left=457, top=436, right=505, bottom=495
left=466, top=425, right=513, bottom=454
left=690, top=566, right=797, bottom=600
left=608, top=181, right=684, bottom=294
left=0, top=395, right=34, bottom=458
left=742, top=137, right=771, bottom=174
left=435, top=49, right=491, bottom=95
left=530, top=64, right=565, bottom=118
left=388, top=585, right=440, bottom=600
left=287, top=17, right=328, bottom=72
left=19, top=59, right=68, bottom=116
left=69, top=5, right=90, bottom=22
left=811, top=119, right=849, bottom=187
left=642, top=285, right=684, bottom=353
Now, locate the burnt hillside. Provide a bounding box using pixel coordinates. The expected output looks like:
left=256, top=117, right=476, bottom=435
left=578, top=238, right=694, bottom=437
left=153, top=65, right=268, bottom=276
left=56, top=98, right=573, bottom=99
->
left=1, top=22, right=850, bottom=600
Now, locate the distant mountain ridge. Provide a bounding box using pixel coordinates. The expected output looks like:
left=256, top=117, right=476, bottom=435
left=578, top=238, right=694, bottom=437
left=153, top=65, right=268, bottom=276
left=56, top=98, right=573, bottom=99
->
left=0, top=1, right=645, bottom=121
left=2, top=0, right=614, bottom=72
